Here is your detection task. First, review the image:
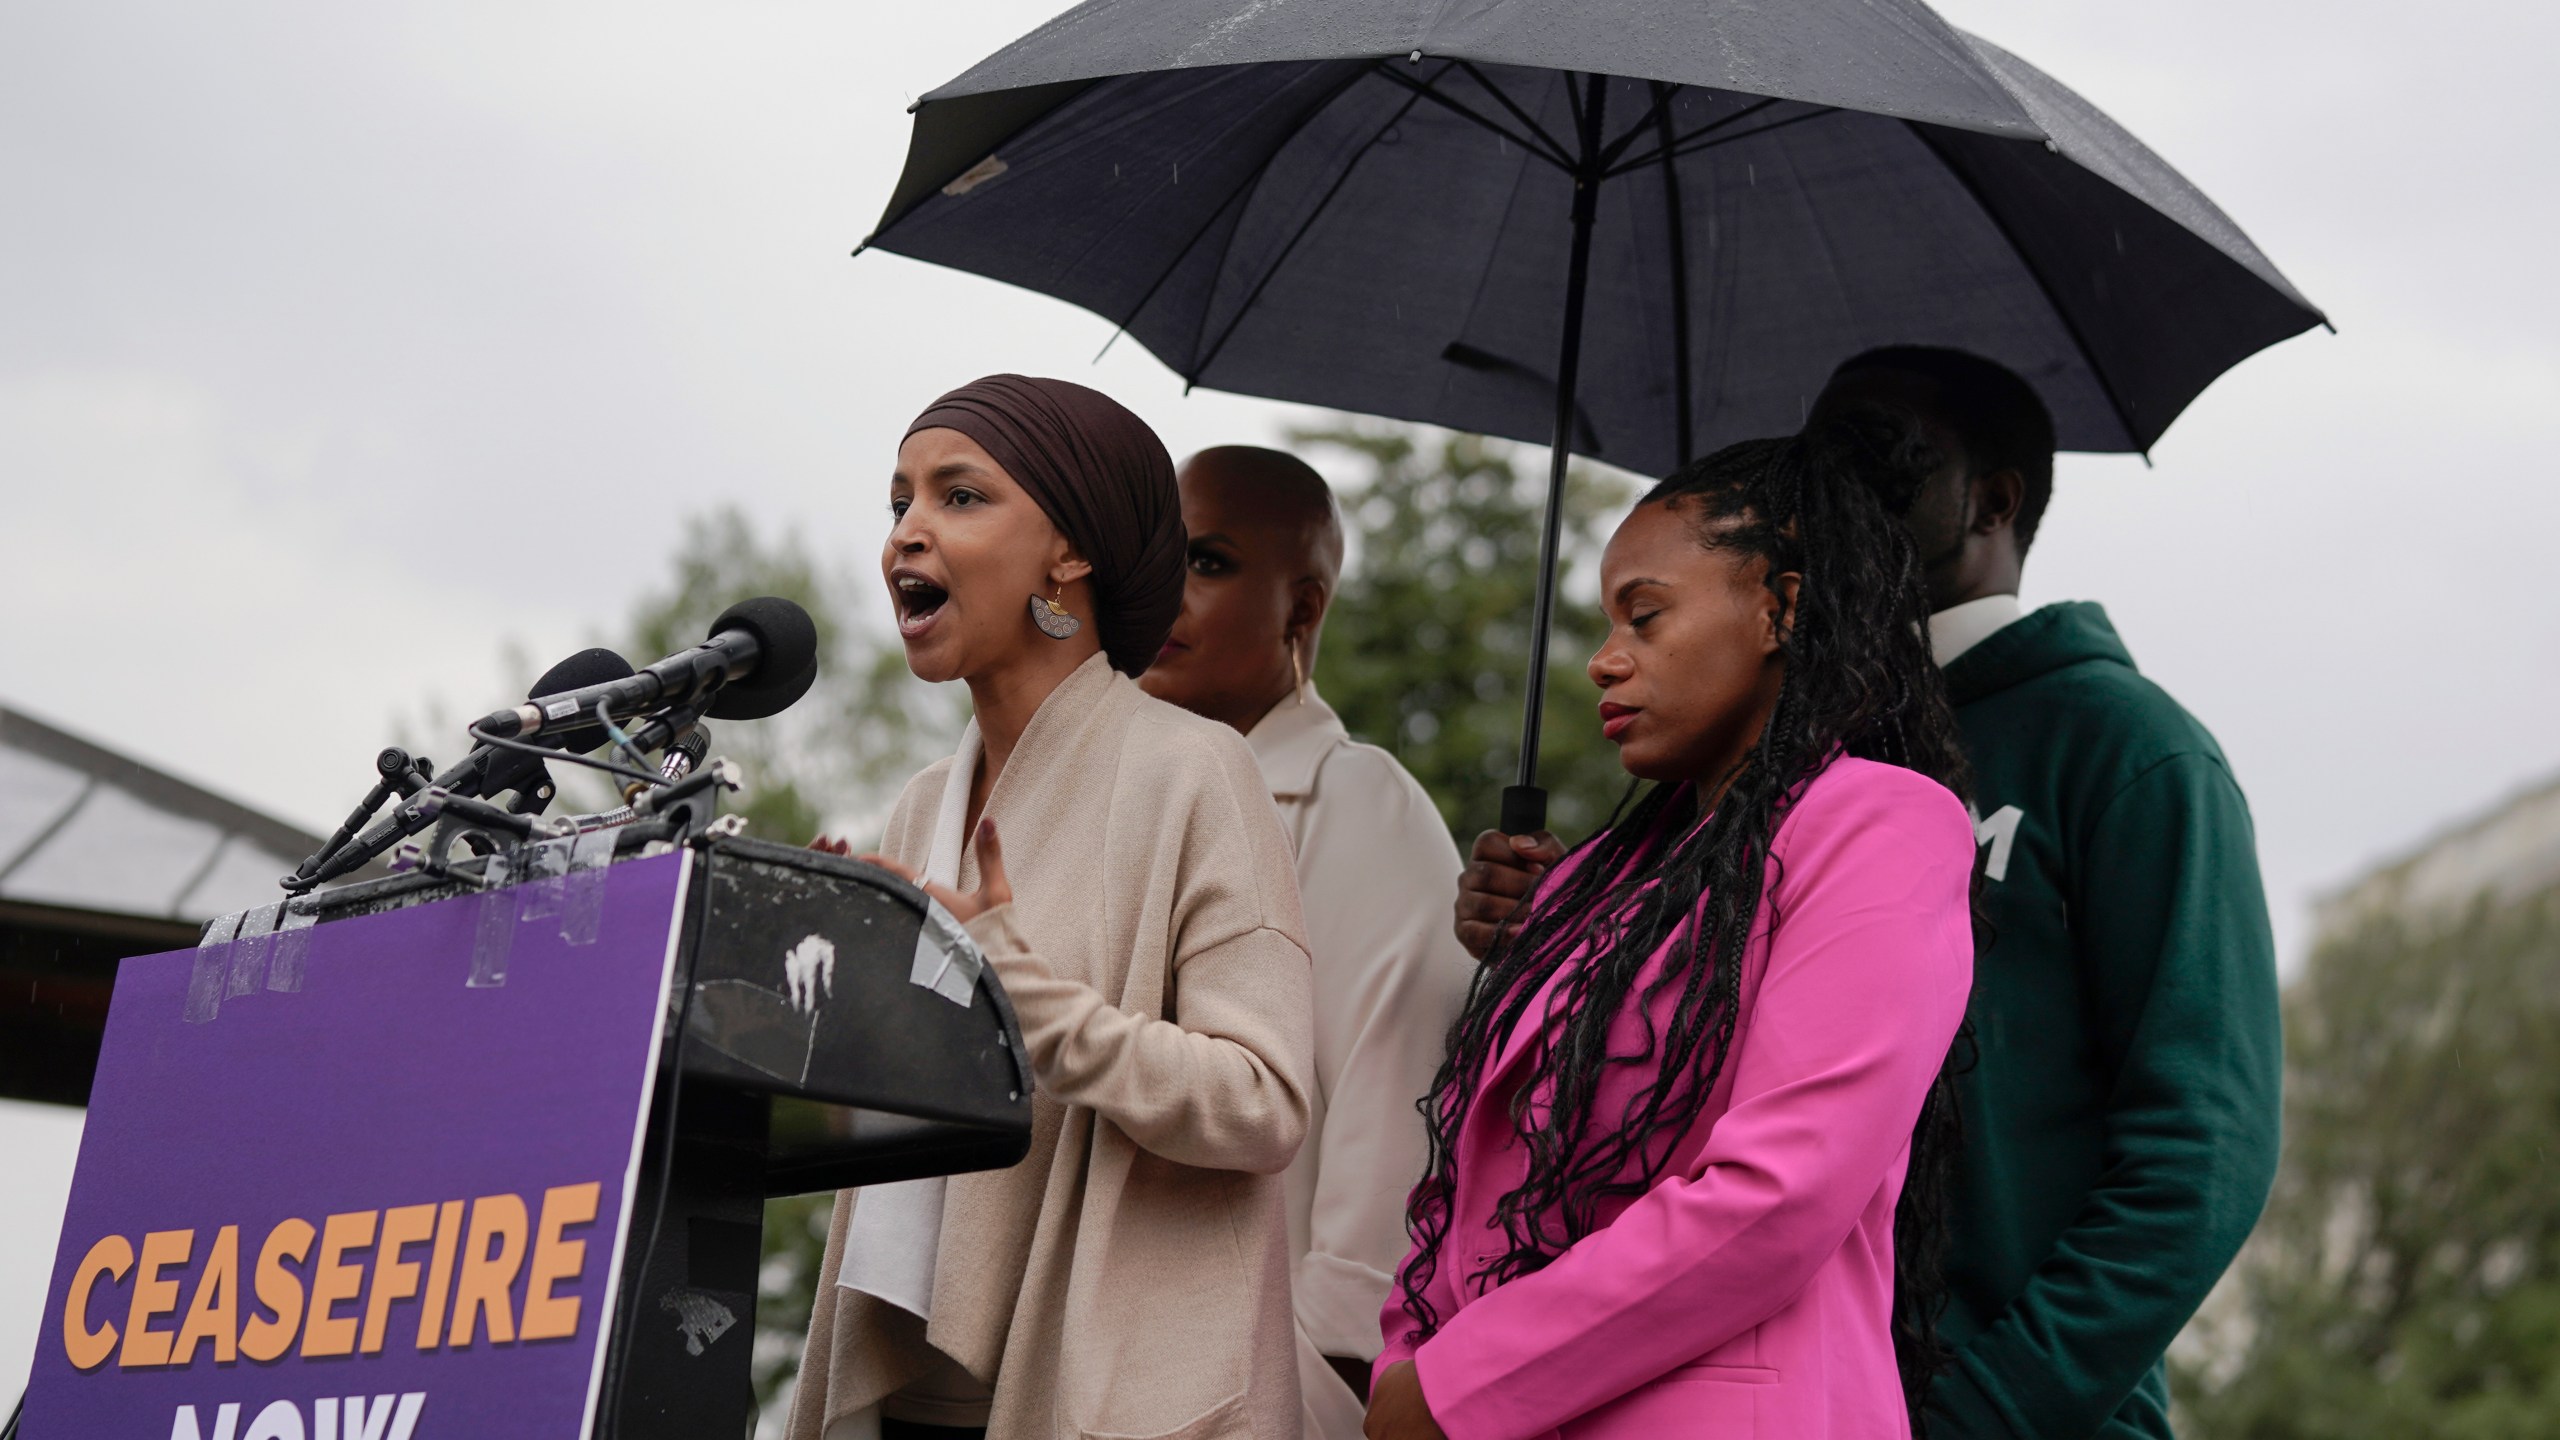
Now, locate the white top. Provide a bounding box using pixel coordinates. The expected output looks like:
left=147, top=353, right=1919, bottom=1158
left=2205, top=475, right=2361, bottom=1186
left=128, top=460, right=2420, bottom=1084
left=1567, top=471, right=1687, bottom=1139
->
left=835, top=722, right=982, bottom=1320
left=1245, top=688, right=1478, bottom=1440
left=1929, top=592, right=2026, bottom=667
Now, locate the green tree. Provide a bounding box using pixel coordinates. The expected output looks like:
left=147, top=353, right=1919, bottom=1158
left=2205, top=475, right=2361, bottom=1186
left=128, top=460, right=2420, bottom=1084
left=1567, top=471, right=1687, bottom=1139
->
left=1299, top=422, right=1637, bottom=843
left=2173, top=883, right=2560, bottom=1439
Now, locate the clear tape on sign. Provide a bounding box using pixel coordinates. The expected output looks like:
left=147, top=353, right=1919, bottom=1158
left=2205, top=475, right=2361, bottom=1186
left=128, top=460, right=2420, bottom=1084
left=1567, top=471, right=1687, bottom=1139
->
left=518, top=835, right=574, bottom=923
left=467, top=850, right=518, bottom=989
left=267, top=901, right=317, bottom=993
left=560, top=827, right=617, bottom=946
left=184, top=909, right=245, bottom=1024
left=225, top=902, right=282, bottom=998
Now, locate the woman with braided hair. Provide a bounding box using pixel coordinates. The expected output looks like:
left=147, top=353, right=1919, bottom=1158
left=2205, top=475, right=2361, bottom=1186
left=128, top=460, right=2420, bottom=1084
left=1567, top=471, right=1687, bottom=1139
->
left=1365, top=417, right=1978, bottom=1440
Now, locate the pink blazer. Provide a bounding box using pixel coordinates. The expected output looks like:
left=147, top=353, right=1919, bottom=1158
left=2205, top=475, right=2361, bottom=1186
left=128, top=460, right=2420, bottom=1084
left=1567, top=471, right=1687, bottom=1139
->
left=1379, top=758, right=1975, bottom=1440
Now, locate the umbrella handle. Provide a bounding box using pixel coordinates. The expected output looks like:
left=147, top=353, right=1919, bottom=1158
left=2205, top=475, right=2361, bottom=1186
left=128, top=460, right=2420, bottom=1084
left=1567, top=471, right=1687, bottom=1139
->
left=1506, top=73, right=1606, bottom=841
left=1502, top=784, right=1548, bottom=836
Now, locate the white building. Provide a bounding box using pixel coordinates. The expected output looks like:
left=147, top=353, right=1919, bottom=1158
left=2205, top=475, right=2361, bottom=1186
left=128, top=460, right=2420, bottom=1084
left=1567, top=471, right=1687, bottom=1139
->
left=1, top=702, right=333, bottom=1403
left=2311, top=769, right=2560, bottom=941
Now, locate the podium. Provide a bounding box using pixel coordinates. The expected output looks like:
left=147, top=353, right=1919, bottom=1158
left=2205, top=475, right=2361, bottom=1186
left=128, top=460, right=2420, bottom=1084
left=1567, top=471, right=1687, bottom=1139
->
left=286, top=831, right=1035, bottom=1439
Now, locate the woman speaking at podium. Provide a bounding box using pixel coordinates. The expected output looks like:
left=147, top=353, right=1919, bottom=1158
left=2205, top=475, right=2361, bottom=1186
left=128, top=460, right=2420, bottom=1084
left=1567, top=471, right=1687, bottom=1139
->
left=793, top=375, right=1316, bottom=1440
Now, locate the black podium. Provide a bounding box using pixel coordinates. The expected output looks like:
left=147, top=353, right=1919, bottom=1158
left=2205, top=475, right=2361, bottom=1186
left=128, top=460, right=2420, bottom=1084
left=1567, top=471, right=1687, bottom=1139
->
left=292, top=830, right=1033, bottom=1439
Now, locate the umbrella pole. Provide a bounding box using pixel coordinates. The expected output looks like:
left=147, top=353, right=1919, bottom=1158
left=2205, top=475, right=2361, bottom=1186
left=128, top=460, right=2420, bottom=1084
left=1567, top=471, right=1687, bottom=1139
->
left=1501, top=72, right=1606, bottom=838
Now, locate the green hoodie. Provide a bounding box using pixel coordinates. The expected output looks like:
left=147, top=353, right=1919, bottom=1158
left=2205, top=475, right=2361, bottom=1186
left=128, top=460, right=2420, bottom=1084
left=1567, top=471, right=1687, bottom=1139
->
left=1932, top=602, right=2281, bottom=1440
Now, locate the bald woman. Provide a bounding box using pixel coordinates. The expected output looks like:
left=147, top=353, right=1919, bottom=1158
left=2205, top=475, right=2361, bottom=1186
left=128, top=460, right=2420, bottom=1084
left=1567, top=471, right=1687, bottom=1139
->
left=1140, top=446, right=1475, bottom=1440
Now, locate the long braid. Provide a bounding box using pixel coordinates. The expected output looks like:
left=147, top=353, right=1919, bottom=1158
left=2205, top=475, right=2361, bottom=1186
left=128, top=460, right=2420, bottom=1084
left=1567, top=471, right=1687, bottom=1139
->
left=1398, top=411, right=1973, bottom=1431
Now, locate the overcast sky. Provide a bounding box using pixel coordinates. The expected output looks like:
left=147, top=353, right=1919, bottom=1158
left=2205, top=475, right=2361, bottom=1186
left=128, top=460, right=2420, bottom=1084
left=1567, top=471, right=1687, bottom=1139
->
left=5, top=0, right=2556, bottom=1399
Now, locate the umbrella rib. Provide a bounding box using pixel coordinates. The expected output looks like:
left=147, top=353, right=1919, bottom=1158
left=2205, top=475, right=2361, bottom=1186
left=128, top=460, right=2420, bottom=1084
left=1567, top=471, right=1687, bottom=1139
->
left=1653, top=82, right=1695, bottom=465
left=1605, top=105, right=1839, bottom=179
left=1086, top=62, right=1385, bottom=366
left=1908, top=125, right=2148, bottom=452
left=1371, top=62, right=1573, bottom=172
left=1452, top=60, right=1576, bottom=169
left=1189, top=80, right=1437, bottom=380
left=1595, top=83, right=1680, bottom=172
left=1607, top=95, right=1780, bottom=173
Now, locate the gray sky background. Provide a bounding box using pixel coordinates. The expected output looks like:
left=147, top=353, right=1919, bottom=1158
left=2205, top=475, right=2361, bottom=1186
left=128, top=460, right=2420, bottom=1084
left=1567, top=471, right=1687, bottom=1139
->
left=5, top=0, right=2556, bottom=1399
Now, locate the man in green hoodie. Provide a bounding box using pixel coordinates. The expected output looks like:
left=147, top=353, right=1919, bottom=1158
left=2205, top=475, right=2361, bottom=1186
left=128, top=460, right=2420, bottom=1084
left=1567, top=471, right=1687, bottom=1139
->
left=1452, top=347, right=2282, bottom=1439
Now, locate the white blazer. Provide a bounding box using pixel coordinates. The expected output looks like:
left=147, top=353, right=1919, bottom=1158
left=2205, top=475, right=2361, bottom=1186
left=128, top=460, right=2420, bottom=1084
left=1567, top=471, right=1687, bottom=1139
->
left=1247, top=688, right=1477, bottom=1440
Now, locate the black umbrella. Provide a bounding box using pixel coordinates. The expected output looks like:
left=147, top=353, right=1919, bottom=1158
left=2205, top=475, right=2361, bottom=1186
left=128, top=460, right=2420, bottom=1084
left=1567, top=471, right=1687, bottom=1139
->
left=861, top=0, right=2325, bottom=830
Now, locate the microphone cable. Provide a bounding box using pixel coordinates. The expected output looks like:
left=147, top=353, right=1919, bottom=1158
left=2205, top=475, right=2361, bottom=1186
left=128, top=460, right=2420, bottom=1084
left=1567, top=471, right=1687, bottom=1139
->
left=596, top=697, right=655, bottom=780
left=465, top=719, right=664, bottom=790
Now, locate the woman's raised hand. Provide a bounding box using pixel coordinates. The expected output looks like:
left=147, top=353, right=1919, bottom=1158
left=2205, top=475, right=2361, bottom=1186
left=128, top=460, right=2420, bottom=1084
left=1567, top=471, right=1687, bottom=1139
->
left=856, top=817, right=1013, bottom=924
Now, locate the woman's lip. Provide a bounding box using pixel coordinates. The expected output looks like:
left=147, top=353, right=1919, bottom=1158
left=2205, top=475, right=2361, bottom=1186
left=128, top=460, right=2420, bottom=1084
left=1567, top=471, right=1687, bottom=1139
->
left=1156, top=640, right=1189, bottom=659
left=896, top=601, right=942, bottom=641
left=1599, top=704, right=1639, bottom=741
left=888, top=564, right=944, bottom=589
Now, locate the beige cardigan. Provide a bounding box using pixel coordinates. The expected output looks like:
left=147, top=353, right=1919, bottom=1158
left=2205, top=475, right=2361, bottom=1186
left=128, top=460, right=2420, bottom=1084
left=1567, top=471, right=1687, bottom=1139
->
left=790, top=654, right=1316, bottom=1440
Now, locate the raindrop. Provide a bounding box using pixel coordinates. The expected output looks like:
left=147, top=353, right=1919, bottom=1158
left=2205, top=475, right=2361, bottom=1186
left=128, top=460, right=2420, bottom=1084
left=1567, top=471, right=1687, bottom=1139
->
left=1747, top=163, right=1756, bottom=187
left=2044, top=139, right=2060, bottom=155
left=1172, top=162, right=1179, bottom=184
left=1409, top=49, right=1423, bottom=62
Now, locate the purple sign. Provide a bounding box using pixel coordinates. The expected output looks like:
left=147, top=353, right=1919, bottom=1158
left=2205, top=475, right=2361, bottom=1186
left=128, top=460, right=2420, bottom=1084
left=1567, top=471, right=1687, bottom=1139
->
left=23, top=852, right=691, bottom=1440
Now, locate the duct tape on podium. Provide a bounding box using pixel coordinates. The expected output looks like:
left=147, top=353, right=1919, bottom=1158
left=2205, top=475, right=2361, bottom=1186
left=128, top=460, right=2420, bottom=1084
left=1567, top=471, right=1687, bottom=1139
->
left=908, top=899, right=984, bottom=1008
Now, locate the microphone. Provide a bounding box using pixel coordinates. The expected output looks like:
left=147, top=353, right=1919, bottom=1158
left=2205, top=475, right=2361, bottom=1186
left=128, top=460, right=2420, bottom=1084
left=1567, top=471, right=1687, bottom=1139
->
left=295, top=647, right=636, bottom=886
left=658, top=722, right=712, bottom=783
left=618, top=722, right=712, bottom=806
left=516, top=648, right=639, bottom=753
left=476, top=597, right=819, bottom=741
left=486, top=648, right=639, bottom=814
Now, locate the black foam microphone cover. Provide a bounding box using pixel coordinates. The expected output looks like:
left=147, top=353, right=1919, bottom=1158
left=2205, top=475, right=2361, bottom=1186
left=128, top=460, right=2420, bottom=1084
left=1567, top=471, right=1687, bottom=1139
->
left=528, top=647, right=636, bottom=751
left=704, top=597, right=820, bottom=720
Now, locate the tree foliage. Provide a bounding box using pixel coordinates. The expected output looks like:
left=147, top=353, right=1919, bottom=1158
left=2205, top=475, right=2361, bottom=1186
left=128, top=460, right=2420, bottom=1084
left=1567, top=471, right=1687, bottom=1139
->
left=2174, top=883, right=2560, bottom=1438
left=1299, top=422, right=1637, bottom=843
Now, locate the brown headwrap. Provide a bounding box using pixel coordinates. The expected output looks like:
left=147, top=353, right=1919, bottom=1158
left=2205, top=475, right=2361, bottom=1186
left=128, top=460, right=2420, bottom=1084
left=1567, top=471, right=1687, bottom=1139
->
left=905, top=375, right=1184, bottom=676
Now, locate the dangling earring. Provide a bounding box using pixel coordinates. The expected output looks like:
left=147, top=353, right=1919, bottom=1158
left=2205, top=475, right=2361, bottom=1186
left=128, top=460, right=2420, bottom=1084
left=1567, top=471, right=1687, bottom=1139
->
left=1030, top=582, right=1082, bottom=640
left=1288, top=634, right=1306, bottom=705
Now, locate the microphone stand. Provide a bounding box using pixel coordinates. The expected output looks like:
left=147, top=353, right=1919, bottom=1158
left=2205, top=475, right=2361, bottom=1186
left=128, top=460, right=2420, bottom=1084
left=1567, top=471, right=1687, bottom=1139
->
left=283, top=694, right=728, bottom=893
left=285, top=746, right=431, bottom=888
